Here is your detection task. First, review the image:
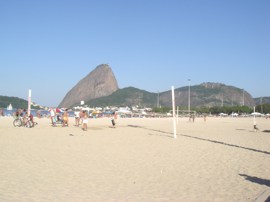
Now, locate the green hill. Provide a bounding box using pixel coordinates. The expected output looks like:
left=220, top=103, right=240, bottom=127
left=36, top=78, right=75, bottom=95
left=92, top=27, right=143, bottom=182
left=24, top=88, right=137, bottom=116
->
left=83, top=83, right=256, bottom=108
left=0, top=96, right=40, bottom=109
left=173, top=82, right=255, bottom=107
left=85, top=87, right=157, bottom=107
left=0, top=96, right=28, bottom=109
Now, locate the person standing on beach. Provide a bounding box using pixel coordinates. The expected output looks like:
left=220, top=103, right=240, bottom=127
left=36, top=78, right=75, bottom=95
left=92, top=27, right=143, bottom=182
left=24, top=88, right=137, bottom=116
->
left=49, top=107, right=56, bottom=126
left=79, top=109, right=84, bottom=126
left=82, top=111, right=88, bottom=131
left=110, top=111, right=117, bottom=128
left=62, top=110, right=69, bottom=127
left=192, top=114, right=195, bottom=122
left=14, top=109, right=21, bottom=118
left=203, top=114, right=207, bottom=122
left=37, top=110, right=41, bottom=119
left=74, top=109, right=80, bottom=126
left=22, top=109, right=28, bottom=125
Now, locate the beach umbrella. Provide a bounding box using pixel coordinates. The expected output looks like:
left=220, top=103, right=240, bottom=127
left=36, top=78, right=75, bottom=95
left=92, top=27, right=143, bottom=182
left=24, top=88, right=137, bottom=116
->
left=251, top=112, right=263, bottom=117
left=55, top=108, right=63, bottom=113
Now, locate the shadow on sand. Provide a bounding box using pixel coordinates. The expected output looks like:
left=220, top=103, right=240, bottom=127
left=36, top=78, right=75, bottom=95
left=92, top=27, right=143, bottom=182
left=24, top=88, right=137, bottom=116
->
left=127, top=125, right=270, bottom=155
left=128, top=125, right=174, bottom=139
left=239, top=174, right=270, bottom=187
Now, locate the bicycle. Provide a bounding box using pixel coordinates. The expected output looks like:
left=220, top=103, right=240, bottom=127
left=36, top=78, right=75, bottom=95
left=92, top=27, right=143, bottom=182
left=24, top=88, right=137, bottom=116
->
left=13, top=115, right=37, bottom=128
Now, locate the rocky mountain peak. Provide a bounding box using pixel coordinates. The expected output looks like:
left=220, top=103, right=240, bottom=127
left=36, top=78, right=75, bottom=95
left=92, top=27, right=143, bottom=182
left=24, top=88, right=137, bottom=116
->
left=58, top=64, right=119, bottom=108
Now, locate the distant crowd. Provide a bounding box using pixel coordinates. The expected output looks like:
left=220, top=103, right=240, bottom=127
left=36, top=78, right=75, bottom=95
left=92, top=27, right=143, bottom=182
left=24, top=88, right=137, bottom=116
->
left=0, top=107, right=118, bottom=130
left=48, top=108, right=117, bottom=131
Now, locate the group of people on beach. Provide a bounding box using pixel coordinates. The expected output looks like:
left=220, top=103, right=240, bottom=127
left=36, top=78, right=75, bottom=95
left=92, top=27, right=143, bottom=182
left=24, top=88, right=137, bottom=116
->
left=14, top=108, right=34, bottom=125
left=48, top=107, right=70, bottom=128
left=48, top=108, right=117, bottom=131
left=74, top=109, right=88, bottom=131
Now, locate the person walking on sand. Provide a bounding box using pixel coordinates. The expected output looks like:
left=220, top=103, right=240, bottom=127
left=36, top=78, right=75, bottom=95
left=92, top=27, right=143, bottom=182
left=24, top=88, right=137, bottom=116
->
left=62, top=110, right=69, bottom=127
left=203, top=114, right=207, bottom=122
left=110, top=111, right=117, bottom=128
left=82, top=111, right=88, bottom=131
left=74, top=109, right=80, bottom=126
left=111, top=112, right=116, bottom=128
left=254, top=124, right=259, bottom=132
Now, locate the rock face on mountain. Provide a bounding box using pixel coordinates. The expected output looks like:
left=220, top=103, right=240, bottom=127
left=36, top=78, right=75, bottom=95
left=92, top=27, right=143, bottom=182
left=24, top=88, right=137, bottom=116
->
left=58, top=64, right=119, bottom=108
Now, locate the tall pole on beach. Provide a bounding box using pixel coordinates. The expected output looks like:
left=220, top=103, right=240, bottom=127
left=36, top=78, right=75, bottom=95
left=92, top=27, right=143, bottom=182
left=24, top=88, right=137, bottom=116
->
left=157, top=91, right=160, bottom=108
left=188, top=79, right=191, bottom=114
left=177, top=106, right=179, bottom=124
left=221, top=93, right=224, bottom=107
left=28, top=89, right=31, bottom=116
left=253, top=106, right=256, bottom=126
left=171, top=86, right=177, bottom=138
left=242, top=89, right=245, bottom=106
left=260, top=97, right=263, bottom=113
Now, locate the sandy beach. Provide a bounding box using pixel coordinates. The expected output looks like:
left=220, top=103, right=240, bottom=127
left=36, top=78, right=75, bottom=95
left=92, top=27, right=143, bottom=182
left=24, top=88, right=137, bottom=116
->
left=0, top=116, right=269, bottom=202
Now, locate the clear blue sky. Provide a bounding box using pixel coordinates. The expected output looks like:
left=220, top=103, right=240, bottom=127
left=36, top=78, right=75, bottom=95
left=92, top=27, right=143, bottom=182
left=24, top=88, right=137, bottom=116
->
left=1, top=0, right=269, bottom=107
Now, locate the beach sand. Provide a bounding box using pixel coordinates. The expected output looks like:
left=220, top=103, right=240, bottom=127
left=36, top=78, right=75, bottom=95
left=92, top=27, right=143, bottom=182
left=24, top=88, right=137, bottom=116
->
left=0, top=116, right=269, bottom=202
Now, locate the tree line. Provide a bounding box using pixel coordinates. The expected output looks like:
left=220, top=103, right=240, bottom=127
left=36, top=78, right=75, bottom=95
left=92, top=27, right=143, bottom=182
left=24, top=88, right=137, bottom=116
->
left=153, top=104, right=270, bottom=114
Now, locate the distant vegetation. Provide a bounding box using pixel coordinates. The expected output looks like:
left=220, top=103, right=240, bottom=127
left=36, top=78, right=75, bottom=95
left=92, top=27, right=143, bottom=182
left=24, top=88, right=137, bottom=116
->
left=0, top=96, right=40, bottom=109
left=1, top=88, right=270, bottom=114
left=255, top=104, right=270, bottom=114
left=84, top=86, right=270, bottom=114
left=85, top=87, right=157, bottom=107
left=84, top=83, right=258, bottom=108
left=204, top=106, right=253, bottom=114
left=152, top=105, right=270, bottom=114
left=0, top=96, right=28, bottom=109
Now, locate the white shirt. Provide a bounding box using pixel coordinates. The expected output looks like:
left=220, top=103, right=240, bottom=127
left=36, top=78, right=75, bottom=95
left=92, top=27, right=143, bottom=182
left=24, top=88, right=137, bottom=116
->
left=49, top=109, right=55, bottom=117
left=74, top=111, right=80, bottom=118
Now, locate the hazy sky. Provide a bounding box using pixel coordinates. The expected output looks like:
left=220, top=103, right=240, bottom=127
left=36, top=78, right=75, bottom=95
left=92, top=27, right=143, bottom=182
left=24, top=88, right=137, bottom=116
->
left=1, top=0, right=269, bottom=107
